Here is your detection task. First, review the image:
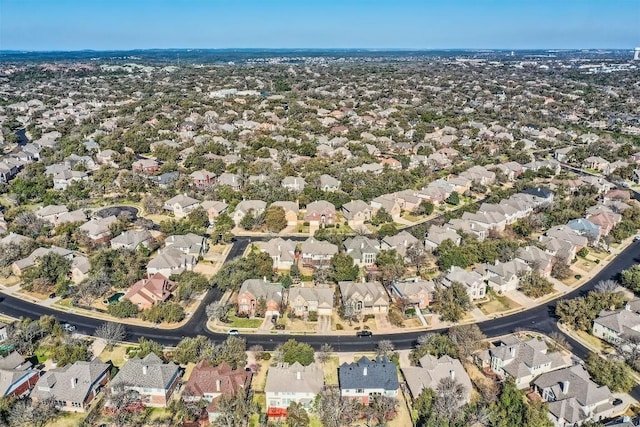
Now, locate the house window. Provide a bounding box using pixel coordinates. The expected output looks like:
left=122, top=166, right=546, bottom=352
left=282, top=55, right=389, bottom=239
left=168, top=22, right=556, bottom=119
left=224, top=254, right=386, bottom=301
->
left=356, top=389, right=364, bottom=394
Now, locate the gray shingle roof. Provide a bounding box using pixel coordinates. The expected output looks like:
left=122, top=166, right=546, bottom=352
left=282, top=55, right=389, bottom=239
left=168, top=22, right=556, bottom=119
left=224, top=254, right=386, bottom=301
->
left=339, top=356, right=398, bottom=392
left=31, top=360, right=110, bottom=404
left=111, top=353, right=180, bottom=391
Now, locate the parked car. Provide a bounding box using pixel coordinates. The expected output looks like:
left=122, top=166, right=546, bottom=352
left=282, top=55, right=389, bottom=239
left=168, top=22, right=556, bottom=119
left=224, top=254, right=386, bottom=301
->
left=62, top=323, right=76, bottom=332
left=48, top=293, right=56, bottom=299
left=634, top=235, right=640, bottom=242
left=228, top=329, right=239, bottom=336
left=356, top=330, right=372, bottom=337
left=613, top=398, right=623, bottom=406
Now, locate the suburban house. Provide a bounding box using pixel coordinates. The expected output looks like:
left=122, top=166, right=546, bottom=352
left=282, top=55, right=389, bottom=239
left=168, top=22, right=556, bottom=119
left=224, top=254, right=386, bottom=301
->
left=381, top=231, right=420, bottom=260
left=236, top=279, right=284, bottom=316
left=287, top=286, right=334, bottom=317
left=544, top=225, right=589, bottom=251
left=270, top=201, right=299, bottom=227
left=164, top=233, right=208, bottom=258
left=0, top=351, right=40, bottom=397
left=442, top=266, right=487, bottom=300
left=123, top=273, right=177, bottom=311
left=110, top=229, right=153, bottom=251
left=341, top=200, right=372, bottom=228
left=232, top=200, right=267, bottom=225
left=110, top=353, right=181, bottom=408
left=200, top=200, right=229, bottom=225
left=304, top=200, right=336, bottom=227
left=476, top=259, right=531, bottom=294
left=146, top=247, right=197, bottom=277
left=163, top=195, right=201, bottom=219
left=402, top=354, right=472, bottom=403
left=592, top=301, right=640, bottom=351
left=586, top=211, right=621, bottom=238
left=344, top=236, right=380, bottom=267
left=35, top=204, right=69, bottom=226
left=0, top=323, right=8, bottom=343
left=31, top=361, right=111, bottom=412
left=370, top=195, right=401, bottom=219
left=52, top=169, right=89, bottom=190
left=516, top=246, right=554, bottom=277
left=424, top=225, right=461, bottom=251
left=182, top=360, right=252, bottom=423
left=79, top=215, right=118, bottom=243
left=12, top=246, right=74, bottom=276
left=265, top=362, right=324, bottom=417
left=460, top=165, right=496, bottom=186
left=190, top=170, right=216, bottom=189
left=131, top=158, right=160, bottom=174
left=533, top=365, right=613, bottom=427
left=339, top=356, right=399, bottom=404
left=584, top=156, right=610, bottom=172
left=216, top=173, right=242, bottom=191
left=281, top=176, right=306, bottom=192
left=300, top=238, right=338, bottom=268
left=477, top=336, right=570, bottom=389
left=338, top=280, right=390, bottom=314
left=255, top=238, right=298, bottom=270
left=390, top=278, right=436, bottom=309
left=318, top=174, right=341, bottom=192
left=567, top=218, right=601, bottom=243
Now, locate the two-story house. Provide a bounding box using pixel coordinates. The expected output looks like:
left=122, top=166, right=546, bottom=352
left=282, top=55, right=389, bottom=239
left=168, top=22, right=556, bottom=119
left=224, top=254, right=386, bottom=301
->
left=256, top=238, right=298, bottom=270
left=163, top=195, right=201, bottom=219
left=339, top=356, right=398, bottom=404
left=341, top=200, right=372, bottom=229
left=265, top=362, right=324, bottom=417
left=338, top=280, right=390, bottom=314
left=287, top=286, right=334, bottom=317
left=442, top=266, right=487, bottom=300
left=304, top=200, right=336, bottom=227
left=343, top=236, right=379, bottom=267
left=236, top=279, right=284, bottom=316
left=110, top=353, right=181, bottom=408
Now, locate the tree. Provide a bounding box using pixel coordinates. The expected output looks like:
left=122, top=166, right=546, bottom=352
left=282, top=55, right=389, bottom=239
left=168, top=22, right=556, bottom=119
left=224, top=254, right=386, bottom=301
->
left=448, top=324, right=487, bottom=358
left=7, top=398, right=58, bottom=427
left=317, top=343, right=333, bottom=365
left=274, top=339, right=315, bottom=366
left=433, top=282, right=471, bottom=323
left=378, top=223, right=398, bottom=239
left=108, top=299, right=139, bottom=318
left=340, top=300, right=357, bottom=325
left=23, top=252, right=72, bottom=290
left=551, top=258, right=572, bottom=280
left=518, top=271, right=554, bottom=298
left=212, top=212, right=234, bottom=244
left=210, top=336, right=247, bottom=369
left=187, top=207, right=210, bottom=231
left=174, top=336, right=214, bottom=365
left=286, top=401, right=310, bottom=427
left=206, top=301, right=229, bottom=322
left=434, top=377, right=465, bottom=421
left=621, top=265, right=640, bottom=292
left=372, top=208, right=393, bottom=226
left=367, top=395, right=398, bottom=426
left=376, top=249, right=406, bottom=286
left=95, top=322, right=127, bottom=350
left=547, top=331, right=572, bottom=352
left=406, top=242, right=426, bottom=269
left=594, top=279, right=619, bottom=294
left=416, top=200, right=435, bottom=216
left=249, top=344, right=264, bottom=362
left=410, top=333, right=457, bottom=365
left=239, top=210, right=256, bottom=230
left=314, top=387, right=359, bottom=427
left=264, top=205, right=288, bottom=233
left=329, top=253, right=359, bottom=282
left=585, top=353, right=634, bottom=392
left=136, top=337, right=164, bottom=358
left=446, top=191, right=460, bottom=206
left=376, top=340, right=395, bottom=358
left=50, top=338, right=92, bottom=367
left=212, top=389, right=256, bottom=427
left=489, top=378, right=553, bottom=427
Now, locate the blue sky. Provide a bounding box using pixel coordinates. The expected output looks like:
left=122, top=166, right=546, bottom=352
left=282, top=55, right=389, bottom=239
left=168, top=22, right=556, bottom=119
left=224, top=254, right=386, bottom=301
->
left=1, top=0, right=638, bottom=50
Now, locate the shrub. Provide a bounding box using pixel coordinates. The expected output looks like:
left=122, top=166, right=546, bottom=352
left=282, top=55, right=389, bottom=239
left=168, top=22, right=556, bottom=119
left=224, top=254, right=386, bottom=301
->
left=363, top=314, right=375, bottom=322
left=308, top=311, right=318, bottom=322
left=575, top=274, right=582, bottom=280
left=262, top=352, right=271, bottom=361
left=335, top=323, right=343, bottom=330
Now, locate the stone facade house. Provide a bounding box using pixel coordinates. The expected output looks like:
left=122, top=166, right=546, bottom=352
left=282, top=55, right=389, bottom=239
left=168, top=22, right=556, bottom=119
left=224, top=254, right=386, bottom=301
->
left=338, top=280, right=390, bottom=314
left=236, top=279, right=284, bottom=316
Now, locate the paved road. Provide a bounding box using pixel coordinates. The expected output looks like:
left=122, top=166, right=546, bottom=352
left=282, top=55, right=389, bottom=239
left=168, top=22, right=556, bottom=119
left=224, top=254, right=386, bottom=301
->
left=0, top=236, right=637, bottom=351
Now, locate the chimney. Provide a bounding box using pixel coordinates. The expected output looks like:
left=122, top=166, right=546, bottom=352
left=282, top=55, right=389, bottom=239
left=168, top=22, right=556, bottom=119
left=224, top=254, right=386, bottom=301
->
left=71, top=378, right=77, bottom=388
left=561, top=380, right=569, bottom=394
left=216, top=379, right=221, bottom=391
left=449, top=370, right=455, bottom=380
left=361, top=242, right=364, bottom=249
left=296, top=371, right=301, bottom=380
left=363, top=367, right=368, bottom=376
left=143, top=365, right=148, bottom=375
left=625, top=303, right=631, bottom=312
left=509, top=347, right=516, bottom=358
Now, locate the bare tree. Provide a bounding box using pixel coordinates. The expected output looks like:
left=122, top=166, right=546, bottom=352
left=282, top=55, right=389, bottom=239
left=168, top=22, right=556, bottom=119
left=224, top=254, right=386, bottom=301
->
left=212, top=389, right=256, bottom=427
left=317, top=343, right=333, bottom=365
left=376, top=340, right=395, bottom=358
left=206, top=301, right=229, bottom=322
left=368, top=395, right=398, bottom=427
left=249, top=344, right=264, bottom=362
left=434, top=377, right=465, bottom=421
left=594, top=279, right=619, bottom=294
left=314, top=387, right=359, bottom=427
left=8, top=398, right=58, bottom=427
left=448, top=324, right=487, bottom=358
left=95, top=322, right=127, bottom=350
left=548, top=331, right=572, bottom=352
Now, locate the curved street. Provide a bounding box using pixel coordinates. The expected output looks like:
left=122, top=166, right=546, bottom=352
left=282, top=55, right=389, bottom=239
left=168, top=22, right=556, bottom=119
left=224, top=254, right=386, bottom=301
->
left=0, top=236, right=638, bottom=354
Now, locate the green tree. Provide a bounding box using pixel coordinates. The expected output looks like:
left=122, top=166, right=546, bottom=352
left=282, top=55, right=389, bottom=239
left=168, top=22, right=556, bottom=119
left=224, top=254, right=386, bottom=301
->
left=490, top=378, right=553, bottom=427
left=264, top=205, right=288, bottom=233
left=210, top=336, right=247, bottom=369
left=433, top=282, right=471, bottom=323
left=585, top=353, right=634, bottom=392
left=174, top=336, right=214, bottom=365
left=417, top=200, right=435, bottom=216
left=621, top=265, right=640, bottom=292
left=108, top=299, right=139, bottom=318
left=372, top=208, right=393, bottom=226
left=410, top=333, right=457, bottom=365
left=212, top=212, right=235, bottom=244
left=329, top=253, right=359, bottom=282
left=378, top=223, right=398, bottom=239
left=275, top=339, right=315, bottom=366
left=446, top=191, right=460, bottom=206
left=23, top=252, right=72, bottom=290
left=187, top=207, right=210, bottom=232
left=50, top=339, right=92, bottom=367
left=286, top=401, right=310, bottom=427
left=518, top=271, right=555, bottom=298
left=136, top=337, right=164, bottom=358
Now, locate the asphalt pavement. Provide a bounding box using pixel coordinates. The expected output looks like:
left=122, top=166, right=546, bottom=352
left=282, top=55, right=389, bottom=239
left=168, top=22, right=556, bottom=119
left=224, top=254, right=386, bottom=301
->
left=0, top=239, right=638, bottom=352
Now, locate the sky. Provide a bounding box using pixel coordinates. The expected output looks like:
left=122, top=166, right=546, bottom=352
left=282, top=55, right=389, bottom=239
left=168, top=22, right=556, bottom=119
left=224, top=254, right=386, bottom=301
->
left=1, top=0, right=638, bottom=51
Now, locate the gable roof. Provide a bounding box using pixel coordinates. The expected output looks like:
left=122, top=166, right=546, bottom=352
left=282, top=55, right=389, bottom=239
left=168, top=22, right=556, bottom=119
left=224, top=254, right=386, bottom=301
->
left=111, top=353, right=180, bottom=390
left=402, top=354, right=472, bottom=402
left=339, top=356, right=398, bottom=391
left=183, top=360, right=251, bottom=398
left=32, top=360, right=110, bottom=404
left=265, top=362, right=324, bottom=394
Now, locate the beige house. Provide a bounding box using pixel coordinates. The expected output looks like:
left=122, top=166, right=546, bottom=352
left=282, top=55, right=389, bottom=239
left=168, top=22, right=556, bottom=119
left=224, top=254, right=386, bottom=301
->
left=288, top=286, right=334, bottom=317
left=338, top=280, right=390, bottom=314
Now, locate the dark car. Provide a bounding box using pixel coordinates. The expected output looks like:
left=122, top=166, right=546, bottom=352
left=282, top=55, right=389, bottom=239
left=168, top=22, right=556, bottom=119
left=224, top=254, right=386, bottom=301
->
left=48, top=293, right=56, bottom=298
left=356, top=330, right=373, bottom=337
left=613, top=398, right=623, bottom=406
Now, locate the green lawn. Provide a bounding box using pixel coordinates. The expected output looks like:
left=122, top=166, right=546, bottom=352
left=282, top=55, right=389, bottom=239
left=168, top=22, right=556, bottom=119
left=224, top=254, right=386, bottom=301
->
left=230, top=316, right=263, bottom=328
left=46, top=411, right=86, bottom=427
left=323, top=356, right=340, bottom=386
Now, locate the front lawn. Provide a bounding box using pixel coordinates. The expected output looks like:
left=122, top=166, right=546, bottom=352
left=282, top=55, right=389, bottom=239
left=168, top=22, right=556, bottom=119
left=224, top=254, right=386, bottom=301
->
left=230, top=316, right=263, bottom=328
left=478, top=292, right=520, bottom=315
left=322, top=356, right=340, bottom=386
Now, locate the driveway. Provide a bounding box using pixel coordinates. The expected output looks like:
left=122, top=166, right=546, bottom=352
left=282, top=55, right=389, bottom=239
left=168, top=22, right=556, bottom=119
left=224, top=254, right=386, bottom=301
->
left=317, top=315, right=331, bottom=333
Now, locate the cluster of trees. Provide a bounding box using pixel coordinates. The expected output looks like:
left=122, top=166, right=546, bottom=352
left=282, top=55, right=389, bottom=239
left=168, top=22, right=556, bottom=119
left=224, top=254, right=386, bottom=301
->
left=159, top=206, right=210, bottom=236
left=433, top=282, right=472, bottom=322
left=410, top=325, right=487, bottom=365
left=240, top=206, right=288, bottom=233
left=22, top=252, right=72, bottom=296
left=139, top=302, right=186, bottom=323
left=435, top=237, right=521, bottom=272
left=273, top=339, right=316, bottom=366
left=212, top=251, right=274, bottom=292
left=172, top=335, right=247, bottom=368
left=585, top=353, right=634, bottom=393
left=312, top=387, right=397, bottom=427
left=555, top=284, right=626, bottom=331
left=518, top=271, right=555, bottom=298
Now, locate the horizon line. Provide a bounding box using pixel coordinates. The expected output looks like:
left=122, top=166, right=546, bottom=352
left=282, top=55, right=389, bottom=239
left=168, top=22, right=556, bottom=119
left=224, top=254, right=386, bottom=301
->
left=1, top=47, right=637, bottom=54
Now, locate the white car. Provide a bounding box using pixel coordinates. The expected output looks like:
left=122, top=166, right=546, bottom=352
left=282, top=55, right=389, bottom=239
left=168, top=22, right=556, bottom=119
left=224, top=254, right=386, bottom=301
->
left=634, top=235, right=640, bottom=242
left=61, top=323, right=76, bottom=332
left=228, top=329, right=239, bottom=336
